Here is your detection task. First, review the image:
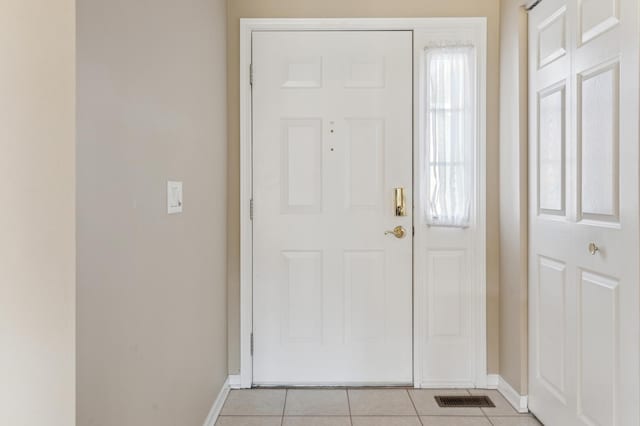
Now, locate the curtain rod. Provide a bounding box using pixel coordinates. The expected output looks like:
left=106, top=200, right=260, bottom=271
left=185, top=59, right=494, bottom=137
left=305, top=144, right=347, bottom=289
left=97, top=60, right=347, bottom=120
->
left=525, top=0, right=542, bottom=11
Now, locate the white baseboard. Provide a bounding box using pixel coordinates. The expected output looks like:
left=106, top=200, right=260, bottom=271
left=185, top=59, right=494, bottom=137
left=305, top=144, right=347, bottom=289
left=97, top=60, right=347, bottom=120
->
left=228, top=374, right=242, bottom=389
left=485, top=374, right=499, bottom=389
left=203, top=376, right=231, bottom=426
left=483, top=375, right=528, bottom=413
left=495, top=376, right=528, bottom=413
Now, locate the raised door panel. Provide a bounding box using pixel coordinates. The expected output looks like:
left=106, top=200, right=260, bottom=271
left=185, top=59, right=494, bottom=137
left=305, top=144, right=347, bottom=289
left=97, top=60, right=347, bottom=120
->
left=344, top=251, right=385, bottom=342
left=422, top=250, right=473, bottom=384
left=282, top=56, right=323, bottom=88
left=578, top=271, right=619, bottom=426
left=281, top=251, right=323, bottom=343
left=281, top=119, right=323, bottom=213
left=578, top=61, right=619, bottom=222
left=578, top=0, right=619, bottom=45
left=427, top=251, right=466, bottom=338
left=538, top=83, right=566, bottom=215
left=537, top=256, right=567, bottom=403
left=538, top=6, right=567, bottom=68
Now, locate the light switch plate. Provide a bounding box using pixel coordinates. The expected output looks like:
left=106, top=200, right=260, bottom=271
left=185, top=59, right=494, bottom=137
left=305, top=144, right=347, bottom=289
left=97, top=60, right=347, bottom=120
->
left=167, top=181, right=183, bottom=214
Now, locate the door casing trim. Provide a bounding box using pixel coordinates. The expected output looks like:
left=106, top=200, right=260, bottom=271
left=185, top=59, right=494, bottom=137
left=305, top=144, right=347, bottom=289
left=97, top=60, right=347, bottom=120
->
left=239, top=17, right=487, bottom=389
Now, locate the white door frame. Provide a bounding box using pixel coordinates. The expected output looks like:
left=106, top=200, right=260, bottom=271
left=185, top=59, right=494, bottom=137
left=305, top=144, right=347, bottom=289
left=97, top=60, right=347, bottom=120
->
left=239, top=17, right=487, bottom=389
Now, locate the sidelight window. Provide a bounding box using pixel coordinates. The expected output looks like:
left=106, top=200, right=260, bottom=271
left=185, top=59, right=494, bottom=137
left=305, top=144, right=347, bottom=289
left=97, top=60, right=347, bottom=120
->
left=423, top=46, right=476, bottom=228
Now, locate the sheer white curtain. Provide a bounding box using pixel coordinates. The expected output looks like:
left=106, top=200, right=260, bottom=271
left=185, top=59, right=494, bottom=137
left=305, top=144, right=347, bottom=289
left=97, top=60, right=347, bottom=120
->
left=424, top=46, right=475, bottom=228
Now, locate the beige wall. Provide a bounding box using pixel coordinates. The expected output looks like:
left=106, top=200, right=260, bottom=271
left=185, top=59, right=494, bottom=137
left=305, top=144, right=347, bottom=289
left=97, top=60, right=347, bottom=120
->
left=498, top=0, right=529, bottom=395
left=0, top=1, right=76, bottom=425
left=227, top=0, right=501, bottom=375
left=77, top=0, right=228, bottom=424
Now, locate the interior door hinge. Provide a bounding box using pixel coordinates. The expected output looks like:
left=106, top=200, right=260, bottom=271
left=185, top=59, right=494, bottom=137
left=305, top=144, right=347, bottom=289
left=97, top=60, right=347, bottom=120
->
left=250, top=198, right=254, bottom=220
left=412, top=226, right=415, bottom=236
left=249, top=63, right=253, bottom=86
left=250, top=333, right=254, bottom=356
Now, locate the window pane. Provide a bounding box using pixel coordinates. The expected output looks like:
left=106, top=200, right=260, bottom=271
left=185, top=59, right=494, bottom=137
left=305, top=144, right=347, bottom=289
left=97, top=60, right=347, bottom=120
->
left=424, top=46, right=475, bottom=228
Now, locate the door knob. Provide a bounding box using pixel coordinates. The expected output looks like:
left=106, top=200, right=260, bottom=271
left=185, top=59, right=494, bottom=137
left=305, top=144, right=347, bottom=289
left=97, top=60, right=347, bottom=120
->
left=588, top=242, right=599, bottom=255
left=385, top=226, right=406, bottom=239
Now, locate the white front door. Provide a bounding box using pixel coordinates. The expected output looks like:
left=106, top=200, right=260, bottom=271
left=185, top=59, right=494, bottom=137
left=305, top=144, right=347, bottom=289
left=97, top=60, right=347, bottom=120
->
left=252, top=31, right=413, bottom=385
left=529, top=0, right=639, bottom=424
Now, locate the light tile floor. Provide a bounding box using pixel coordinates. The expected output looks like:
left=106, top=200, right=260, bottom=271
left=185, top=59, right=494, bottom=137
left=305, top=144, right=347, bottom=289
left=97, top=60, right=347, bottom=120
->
left=217, top=388, right=543, bottom=426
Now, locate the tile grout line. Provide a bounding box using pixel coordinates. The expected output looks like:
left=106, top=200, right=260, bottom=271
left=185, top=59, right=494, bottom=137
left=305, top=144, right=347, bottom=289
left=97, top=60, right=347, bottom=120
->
left=346, top=388, right=353, bottom=426
left=281, top=388, right=287, bottom=426
left=473, top=388, right=491, bottom=422
left=406, top=388, right=423, bottom=425
left=475, top=390, right=491, bottom=421
left=469, top=388, right=492, bottom=421
left=482, top=407, right=490, bottom=419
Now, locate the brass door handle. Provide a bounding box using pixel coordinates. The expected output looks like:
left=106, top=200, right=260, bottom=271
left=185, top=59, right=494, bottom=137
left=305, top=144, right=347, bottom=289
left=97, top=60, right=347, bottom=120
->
left=385, top=226, right=406, bottom=239
left=588, top=242, right=599, bottom=255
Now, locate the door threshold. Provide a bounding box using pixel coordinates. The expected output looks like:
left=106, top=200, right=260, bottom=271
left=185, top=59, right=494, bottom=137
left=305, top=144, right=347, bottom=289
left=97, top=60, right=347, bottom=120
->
left=252, top=383, right=414, bottom=389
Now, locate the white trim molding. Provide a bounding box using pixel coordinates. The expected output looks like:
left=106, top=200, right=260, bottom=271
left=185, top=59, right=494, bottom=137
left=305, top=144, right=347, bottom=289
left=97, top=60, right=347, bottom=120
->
left=240, top=17, right=488, bottom=389
left=498, top=376, right=529, bottom=413
left=202, top=377, right=231, bottom=426
left=228, top=374, right=242, bottom=389
left=485, top=375, right=529, bottom=413
left=486, top=374, right=500, bottom=389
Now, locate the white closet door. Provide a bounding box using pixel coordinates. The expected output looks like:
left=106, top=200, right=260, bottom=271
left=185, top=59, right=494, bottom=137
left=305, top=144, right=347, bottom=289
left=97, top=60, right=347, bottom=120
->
left=252, top=31, right=413, bottom=385
left=529, top=0, right=639, bottom=424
